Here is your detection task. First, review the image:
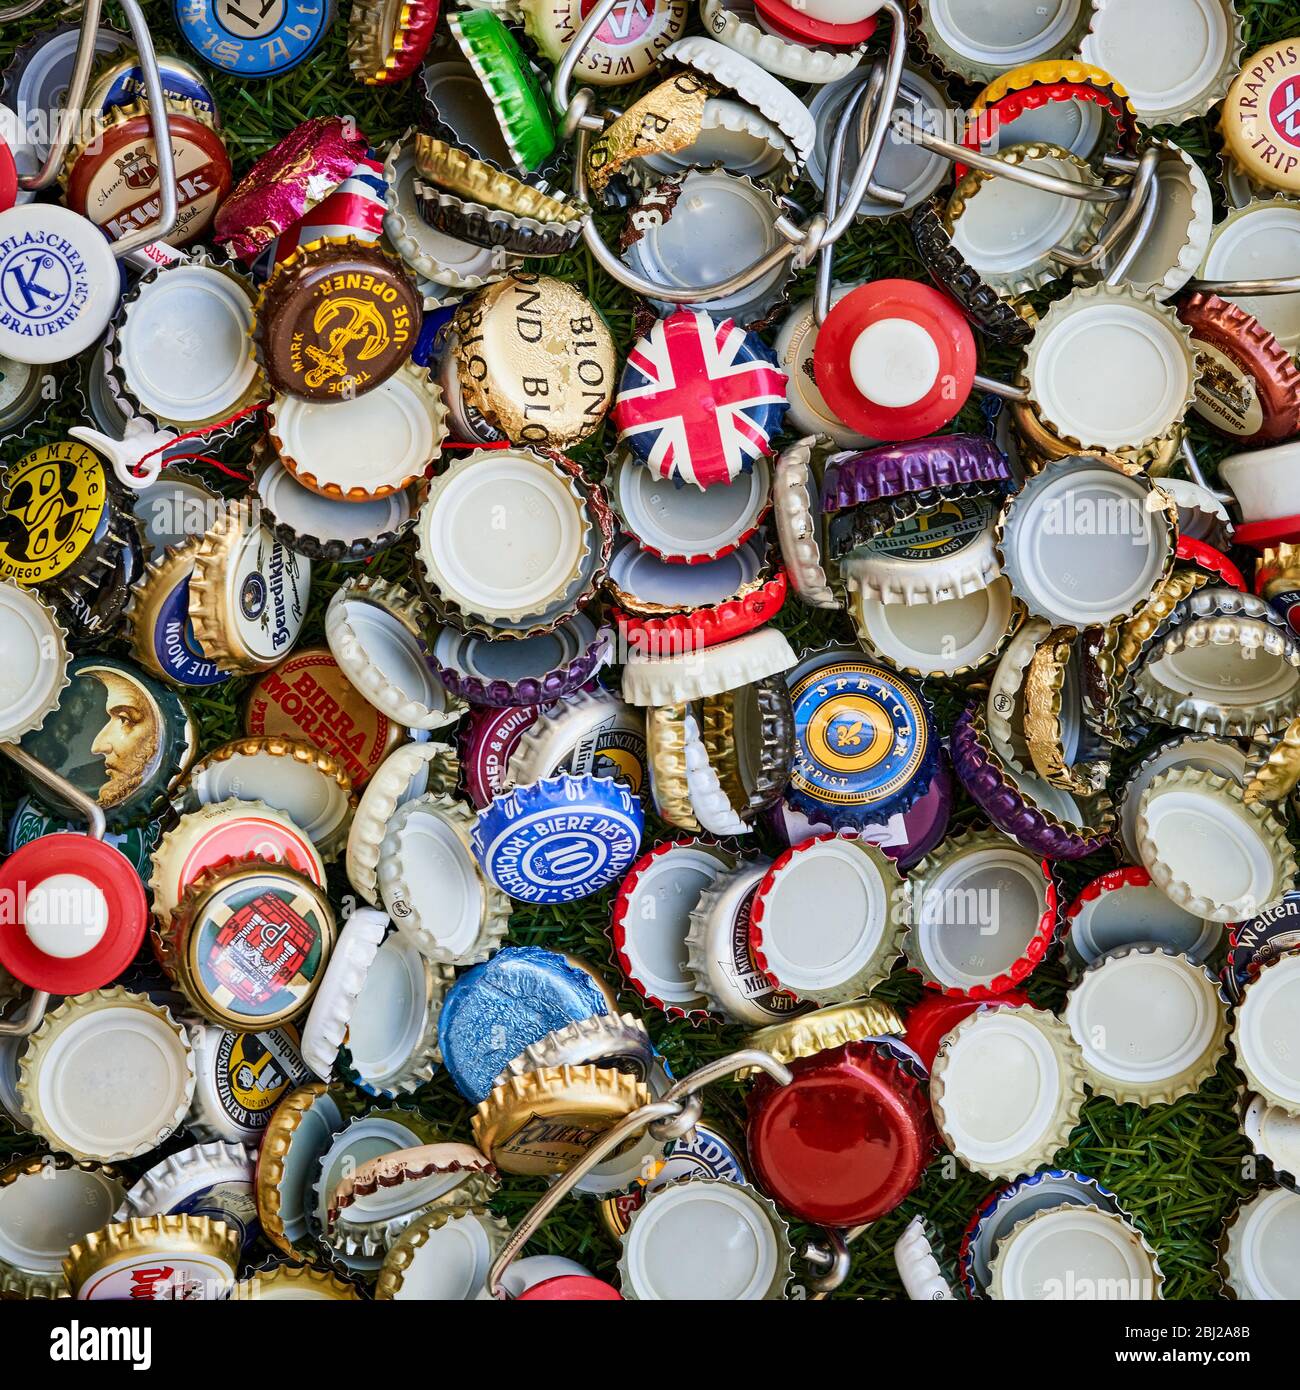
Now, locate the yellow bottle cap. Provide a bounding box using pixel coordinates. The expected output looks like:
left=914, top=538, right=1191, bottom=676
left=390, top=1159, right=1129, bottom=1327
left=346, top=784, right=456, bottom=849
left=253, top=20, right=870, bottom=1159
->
left=1221, top=41, right=1300, bottom=194
left=472, top=1064, right=650, bottom=1175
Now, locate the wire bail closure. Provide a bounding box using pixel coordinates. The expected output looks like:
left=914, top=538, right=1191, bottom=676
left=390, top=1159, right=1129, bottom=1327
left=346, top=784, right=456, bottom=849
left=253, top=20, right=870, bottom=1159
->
left=13, top=0, right=178, bottom=258
left=484, top=1048, right=831, bottom=1299
left=0, top=743, right=107, bottom=1037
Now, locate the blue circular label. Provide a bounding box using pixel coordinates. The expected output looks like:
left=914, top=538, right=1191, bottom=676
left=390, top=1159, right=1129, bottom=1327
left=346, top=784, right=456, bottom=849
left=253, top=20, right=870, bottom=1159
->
left=153, top=574, right=228, bottom=687
left=473, top=776, right=644, bottom=904
left=0, top=235, right=88, bottom=333
left=787, top=655, right=934, bottom=822
left=174, top=0, right=336, bottom=77
left=96, top=60, right=218, bottom=118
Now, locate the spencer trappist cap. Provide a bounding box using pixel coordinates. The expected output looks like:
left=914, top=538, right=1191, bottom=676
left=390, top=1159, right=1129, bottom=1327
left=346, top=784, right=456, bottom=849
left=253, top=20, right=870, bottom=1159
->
left=62, top=98, right=232, bottom=248
left=254, top=237, right=421, bottom=402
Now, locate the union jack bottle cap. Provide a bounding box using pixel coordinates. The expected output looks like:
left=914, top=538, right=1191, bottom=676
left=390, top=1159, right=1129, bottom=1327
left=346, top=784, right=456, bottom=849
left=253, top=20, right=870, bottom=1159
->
left=612, top=309, right=788, bottom=490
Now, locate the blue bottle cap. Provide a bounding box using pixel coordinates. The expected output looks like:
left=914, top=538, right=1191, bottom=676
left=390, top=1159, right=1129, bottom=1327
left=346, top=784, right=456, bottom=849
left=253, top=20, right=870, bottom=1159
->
left=785, top=647, right=937, bottom=830
left=90, top=56, right=219, bottom=121
left=439, top=946, right=612, bottom=1102
left=471, top=773, right=645, bottom=904
left=174, top=0, right=336, bottom=79
left=1227, top=891, right=1300, bottom=1002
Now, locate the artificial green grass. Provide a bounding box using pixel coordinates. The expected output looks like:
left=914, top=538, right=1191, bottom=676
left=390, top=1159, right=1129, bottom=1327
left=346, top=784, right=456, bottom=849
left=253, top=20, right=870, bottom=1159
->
left=0, top=0, right=1294, bottom=1300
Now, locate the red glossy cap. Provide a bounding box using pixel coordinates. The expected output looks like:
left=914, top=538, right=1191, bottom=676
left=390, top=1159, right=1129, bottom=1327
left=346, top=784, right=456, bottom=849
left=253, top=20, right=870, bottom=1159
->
left=752, top=0, right=877, bottom=44
left=1234, top=514, right=1300, bottom=550
left=1175, top=535, right=1246, bottom=590
left=0, top=135, right=17, bottom=215
left=611, top=570, right=788, bottom=657
left=0, top=836, right=147, bottom=993
left=746, top=1041, right=932, bottom=1227
left=814, top=280, right=976, bottom=442
left=904, top=989, right=1032, bottom=1070
left=515, top=1276, right=622, bottom=1300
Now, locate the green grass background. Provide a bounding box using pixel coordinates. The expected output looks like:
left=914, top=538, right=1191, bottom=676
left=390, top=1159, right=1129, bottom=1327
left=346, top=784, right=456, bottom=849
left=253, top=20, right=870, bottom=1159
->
left=1, top=0, right=1297, bottom=1300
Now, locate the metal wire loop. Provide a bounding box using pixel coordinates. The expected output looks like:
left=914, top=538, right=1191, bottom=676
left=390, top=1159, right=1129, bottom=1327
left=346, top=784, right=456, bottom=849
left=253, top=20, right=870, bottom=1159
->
left=485, top=1048, right=793, bottom=1299
left=12, top=0, right=177, bottom=256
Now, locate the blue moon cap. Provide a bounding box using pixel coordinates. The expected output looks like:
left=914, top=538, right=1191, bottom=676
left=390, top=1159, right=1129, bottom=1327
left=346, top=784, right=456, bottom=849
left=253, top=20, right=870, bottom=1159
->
left=439, top=946, right=611, bottom=1102
left=471, top=772, right=645, bottom=905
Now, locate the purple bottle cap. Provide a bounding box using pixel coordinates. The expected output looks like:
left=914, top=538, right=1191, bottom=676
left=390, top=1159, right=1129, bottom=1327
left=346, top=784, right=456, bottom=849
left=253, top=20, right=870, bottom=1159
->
left=821, top=434, right=1011, bottom=515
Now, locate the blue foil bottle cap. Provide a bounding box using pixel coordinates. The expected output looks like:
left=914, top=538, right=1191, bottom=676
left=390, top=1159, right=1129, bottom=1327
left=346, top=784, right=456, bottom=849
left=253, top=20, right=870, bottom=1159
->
left=438, top=946, right=612, bottom=1102
left=471, top=772, right=645, bottom=904
left=785, top=647, right=938, bottom=830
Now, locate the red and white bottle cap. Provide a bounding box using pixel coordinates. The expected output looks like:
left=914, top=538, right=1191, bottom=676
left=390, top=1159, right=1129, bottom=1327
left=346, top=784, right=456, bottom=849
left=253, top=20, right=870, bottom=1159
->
left=0, top=836, right=147, bottom=993
left=814, top=280, right=976, bottom=441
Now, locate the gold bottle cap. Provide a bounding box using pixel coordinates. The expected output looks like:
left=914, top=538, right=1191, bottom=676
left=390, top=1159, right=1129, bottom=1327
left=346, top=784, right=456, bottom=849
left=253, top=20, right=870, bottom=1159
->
left=1245, top=715, right=1300, bottom=804
left=233, top=1259, right=362, bottom=1300
left=18, top=988, right=195, bottom=1164
left=414, top=133, right=583, bottom=223
left=187, top=735, right=356, bottom=860
left=744, top=999, right=906, bottom=1071
left=471, top=1064, right=650, bottom=1176
left=150, top=796, right=328, bottom=924
left=65, top=1215, right=240, bottom=1301
left=374, top=1203, right=510, bottom=1300
left=1221, top=41, right=1300, bottom=194
left=159, top=859, right=337, bottom=1031
left=645, top=702, right=700, bottom=831
left=189, top=499, right=312, bottom=674
left=1023, top=624, right=1109, bottom=794
left=587, top=71, right=714, bottom=196
left=125, top=538, right=233, bottom=689
left=0, top=1154, right=127, bottom=1299
left=255, top=1081, right=367, bottom=1257
left=243, top=646, right=409, bottom=789
left=451, top=273, right=614, bottom=449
